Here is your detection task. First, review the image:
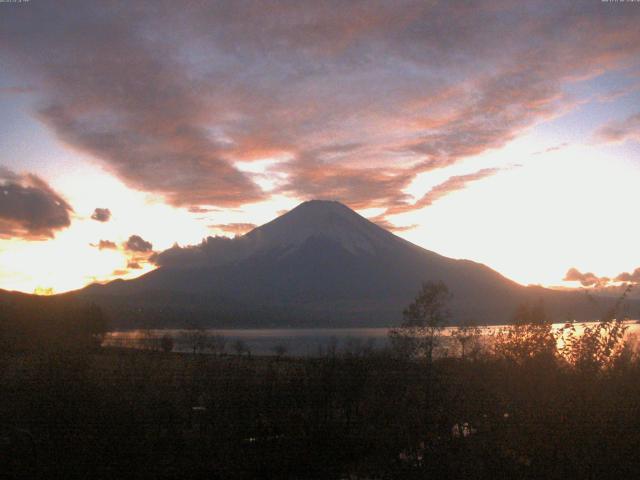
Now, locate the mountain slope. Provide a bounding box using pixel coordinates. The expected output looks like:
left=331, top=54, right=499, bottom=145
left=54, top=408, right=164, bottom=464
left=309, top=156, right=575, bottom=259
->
left=78, top=200, right=629, bottom=328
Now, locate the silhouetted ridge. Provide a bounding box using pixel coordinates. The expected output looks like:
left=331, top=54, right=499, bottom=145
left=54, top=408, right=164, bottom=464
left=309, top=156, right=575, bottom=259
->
left=76, top=200, right=623, bottom=328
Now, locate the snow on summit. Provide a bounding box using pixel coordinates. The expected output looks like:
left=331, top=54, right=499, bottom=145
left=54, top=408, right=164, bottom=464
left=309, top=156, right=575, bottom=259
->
left=152, top=200, right=408, bottom=269
left=243, top=200, right=403, bottom=255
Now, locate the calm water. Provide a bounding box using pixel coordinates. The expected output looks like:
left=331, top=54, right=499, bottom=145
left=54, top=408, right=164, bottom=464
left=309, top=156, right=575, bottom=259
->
left=104, top=321, right=640, bottom=357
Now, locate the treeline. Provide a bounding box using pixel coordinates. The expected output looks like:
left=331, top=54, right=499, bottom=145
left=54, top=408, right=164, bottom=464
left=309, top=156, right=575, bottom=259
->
left=3, top=331, right=640, bottom=478
left=390, top=281, right=634, bottom=370
left=0, top=292, right=107, bottom=352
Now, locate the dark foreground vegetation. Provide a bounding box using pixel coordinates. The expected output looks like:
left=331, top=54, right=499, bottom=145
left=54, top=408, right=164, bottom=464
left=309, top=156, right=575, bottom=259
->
left=2, top=285, right=640, bottom=478
left=4, top=340, right=640, bottom=478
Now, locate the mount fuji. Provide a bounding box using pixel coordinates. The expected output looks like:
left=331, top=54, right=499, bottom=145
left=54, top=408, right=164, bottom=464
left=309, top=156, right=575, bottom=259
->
left=78, top=200, right=617, bottom=328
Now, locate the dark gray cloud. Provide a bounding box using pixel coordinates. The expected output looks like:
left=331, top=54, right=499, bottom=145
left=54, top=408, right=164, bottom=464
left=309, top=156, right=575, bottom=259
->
left=91, top=208, right=111, bottom=222
left=124, top=235, right=153, bottom=253
left=0, top=167, right=73, bottom=239
left=1, top=1, right=639, bottom=213
left=150, top=236, right=253, bottom=269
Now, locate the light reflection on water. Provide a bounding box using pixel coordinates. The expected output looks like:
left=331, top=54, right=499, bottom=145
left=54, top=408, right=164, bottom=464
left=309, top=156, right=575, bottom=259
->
left=104, top=320, right=640, bottom=357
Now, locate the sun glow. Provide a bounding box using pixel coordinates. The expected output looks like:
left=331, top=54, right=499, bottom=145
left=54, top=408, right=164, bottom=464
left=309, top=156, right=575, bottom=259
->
left=0, top=157, right=311, bottom=293
left=0, top=164, right=213, bottom=293
left=394, top=145, right=640, bottom=286
left=2, top=141, right=639, bottom=294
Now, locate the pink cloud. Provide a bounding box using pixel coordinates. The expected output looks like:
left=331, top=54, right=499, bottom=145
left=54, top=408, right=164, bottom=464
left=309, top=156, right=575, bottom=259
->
left=595, top=112, right=640, bottom=144
left=1, top=1, right=639, bottom=218
left=208, top=223, right=257, bottom=236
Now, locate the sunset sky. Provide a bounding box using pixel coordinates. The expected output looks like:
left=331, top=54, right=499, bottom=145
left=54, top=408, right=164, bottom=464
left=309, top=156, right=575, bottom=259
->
left=1, top=0, right=640, bottom=294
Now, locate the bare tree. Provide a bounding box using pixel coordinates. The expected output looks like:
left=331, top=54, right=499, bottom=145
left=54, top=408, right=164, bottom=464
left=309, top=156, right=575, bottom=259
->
left=209, top=334, right=227, bottom=356
left=389, top=281, right=451, bottom=362
left=451, top=322, right=484, bottom=360
left=160, top=334, right=174, bottom=353
left=233, top=339, right=249, bottom=356
left=185, top=328, right=208, bottom=355
left=272, top=343, right=288, bottom=359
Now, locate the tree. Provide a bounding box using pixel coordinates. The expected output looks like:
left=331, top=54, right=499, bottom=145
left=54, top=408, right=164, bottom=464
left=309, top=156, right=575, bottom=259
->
left=140, top=328, right=157, bottom=351
left=160, top=334, right=174, bottom=353
left=272, top=343, right=288, bottom=359
left=492, top=300, right=556, bottom=364
left=0, top=301, right=14, bottom=352
left=209, top=334, right=227, bottom=356
left=186, top=328, right=208, bottom=354
left=82, top=303, right=108, bottom=350
left=233, top=339, right=249, bottom=356
left=558, top=285, right=631, bottom=373
left=451, top=322, right=484, bottom=360
left=389, top=281, right=451, bottom=362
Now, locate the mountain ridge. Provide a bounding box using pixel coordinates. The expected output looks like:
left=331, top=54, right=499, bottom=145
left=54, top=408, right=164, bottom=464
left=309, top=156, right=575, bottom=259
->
left=150, top=200, right=424, bottom=270
left=73, top=200, right=632, bottom=329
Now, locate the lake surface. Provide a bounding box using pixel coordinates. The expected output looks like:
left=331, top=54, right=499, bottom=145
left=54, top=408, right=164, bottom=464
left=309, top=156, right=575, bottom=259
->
left=105, top=327, right=392, bottom=356
left=104, top=321, right=640, bottom=357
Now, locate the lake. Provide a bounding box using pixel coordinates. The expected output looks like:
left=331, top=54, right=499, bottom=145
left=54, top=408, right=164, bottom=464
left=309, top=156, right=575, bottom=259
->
left=104, top=320, right=640, bottom=357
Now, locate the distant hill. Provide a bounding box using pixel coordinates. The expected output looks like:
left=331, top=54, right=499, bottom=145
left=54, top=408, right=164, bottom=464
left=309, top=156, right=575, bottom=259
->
left=70, top=200, right=636, bottom=329
left=0, top=288, right=106, bottom=350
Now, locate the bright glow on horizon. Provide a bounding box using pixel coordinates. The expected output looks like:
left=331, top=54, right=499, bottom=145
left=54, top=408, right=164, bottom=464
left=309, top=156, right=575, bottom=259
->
left=396, top=145, right=640, bottom=287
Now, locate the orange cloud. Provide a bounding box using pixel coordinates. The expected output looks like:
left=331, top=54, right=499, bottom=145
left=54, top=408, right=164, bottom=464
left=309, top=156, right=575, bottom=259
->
left=564, top=267, right=610, bottom=287
left=92, top=240, right=117, bottom=250
left=615, top=268, right=640, bottom=284
left=209, top=223, right=256, bottom=236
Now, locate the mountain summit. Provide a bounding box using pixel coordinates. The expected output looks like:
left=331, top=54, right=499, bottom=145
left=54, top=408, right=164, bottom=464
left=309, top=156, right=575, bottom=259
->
left=242, top=200, right=402, bottom=255
left=151, top=200, right=409, bottom=269
left=82, top=200, right=612, bottom=328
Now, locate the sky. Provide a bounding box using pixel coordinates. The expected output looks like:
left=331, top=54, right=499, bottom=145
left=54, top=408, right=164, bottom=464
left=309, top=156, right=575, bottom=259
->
left=1, top=0, right=640, bottom=294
